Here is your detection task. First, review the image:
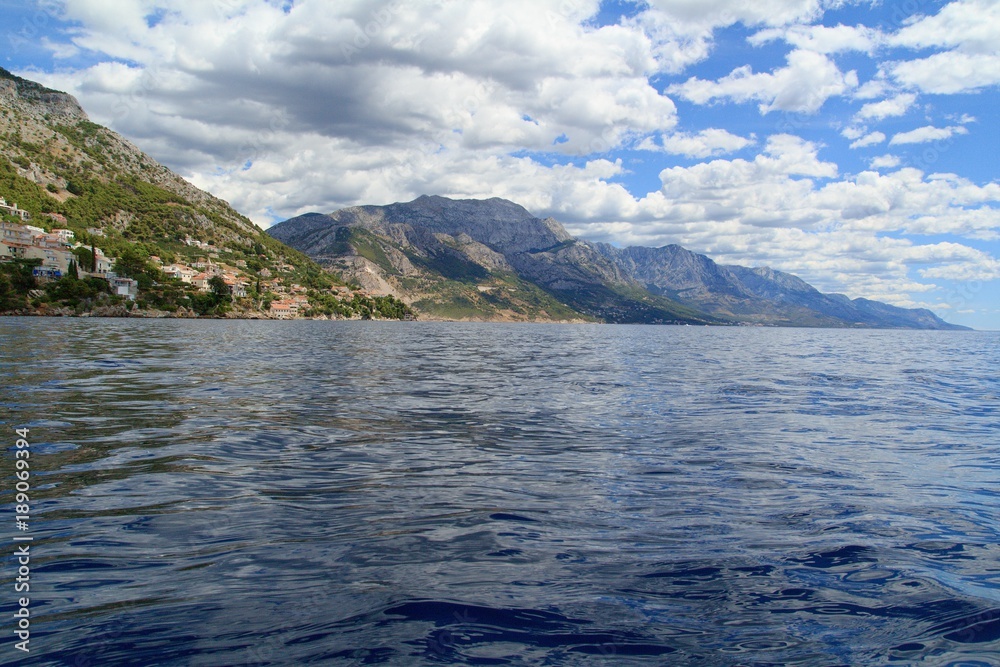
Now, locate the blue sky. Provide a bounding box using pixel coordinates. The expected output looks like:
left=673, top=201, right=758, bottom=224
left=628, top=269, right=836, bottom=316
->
left=3, top=0, right=999, bottom=328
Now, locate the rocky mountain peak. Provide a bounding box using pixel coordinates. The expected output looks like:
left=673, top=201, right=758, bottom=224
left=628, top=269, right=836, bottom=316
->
left=0, top=68, right=87, bottom=120
left=353, top=195, right=573, bottom=255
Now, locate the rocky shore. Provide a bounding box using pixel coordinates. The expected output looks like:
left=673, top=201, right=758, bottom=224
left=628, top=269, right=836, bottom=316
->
left=1, top=304, right=409, bottom=320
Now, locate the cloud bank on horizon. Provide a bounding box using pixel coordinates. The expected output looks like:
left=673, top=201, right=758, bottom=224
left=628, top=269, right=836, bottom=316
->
left=4, top=0, right=999, bottom=328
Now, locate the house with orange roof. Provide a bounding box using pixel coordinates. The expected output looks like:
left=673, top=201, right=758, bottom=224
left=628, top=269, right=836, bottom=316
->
left=191, top=272, right=214, bottom=292
left=269, top=299, right=299, bottom=319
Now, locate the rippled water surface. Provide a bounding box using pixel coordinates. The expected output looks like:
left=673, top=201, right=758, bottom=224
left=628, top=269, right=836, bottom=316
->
left=2, top=319, right=999, bottom=666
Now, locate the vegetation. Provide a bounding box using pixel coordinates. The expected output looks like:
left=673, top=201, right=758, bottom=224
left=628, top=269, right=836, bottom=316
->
left=304, top=290, right=412, bottom=320
left=0, top=73, right=421, bottom=321
left=0, top=259, right=37, bottom=311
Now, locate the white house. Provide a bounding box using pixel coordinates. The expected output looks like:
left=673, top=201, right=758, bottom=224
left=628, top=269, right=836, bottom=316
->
left=108, top=275, right=139, bottom=301
left=0, top=198, right=30, bottom=221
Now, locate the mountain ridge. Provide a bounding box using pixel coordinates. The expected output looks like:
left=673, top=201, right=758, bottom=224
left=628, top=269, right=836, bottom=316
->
left=269, top=195, right=967, bottom=329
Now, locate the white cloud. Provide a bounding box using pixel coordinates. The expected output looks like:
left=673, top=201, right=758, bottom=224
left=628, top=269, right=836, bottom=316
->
left=633, top=0, right=833, bottom=74
left=889, top=125, right=969, bottom=145
left=750, top=23, right=880, bottom=54
left=853, top=78, right=888, bottom=100
left=869, top=154, right=900, bottom=170
left=639, top=128, right=755, bottom=158
left=850, top=131, right=886, bottom=149
left=562, top=151, right=1000, bottom=299
left=35, top=0, right=679, bottom=165
left=854, top=93, right=916, bottom=121
left=644, top=0, right=825, bottom=29
left=669, top=49, right=857, bottom=114
left=892, top=52, right=1000, bottom=95
left=887, top=0, right=1000, bottom=94
left=890, top=0, right=1000, bottom=54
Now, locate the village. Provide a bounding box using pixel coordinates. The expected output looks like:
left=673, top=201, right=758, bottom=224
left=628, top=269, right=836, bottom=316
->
left=0, top=195, right=332, bottom=318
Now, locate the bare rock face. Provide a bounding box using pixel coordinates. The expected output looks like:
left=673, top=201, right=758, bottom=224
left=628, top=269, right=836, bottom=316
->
left=279, top=195, right=573, bottom=257
left=445, top=233, right=512, bottom=272
left=0, top=73, right=88, bottom=120
left=334, top=256, right=400, bottom=296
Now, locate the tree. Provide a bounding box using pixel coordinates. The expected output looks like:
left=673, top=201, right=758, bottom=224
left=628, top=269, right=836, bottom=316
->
left=113, top=245, right=151, bottom=279
left=73, top=246, right=95, bottom=272
left=208, top=275, right=229, bottom=303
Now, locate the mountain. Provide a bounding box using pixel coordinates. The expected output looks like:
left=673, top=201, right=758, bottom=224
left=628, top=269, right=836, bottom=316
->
left=269, top=195, right=967, bottom=329
left=0, top=68, right=409, bottom=319
left=596, top=244, right=963, bottom=329
left=269, top=195, right=714, bottom=323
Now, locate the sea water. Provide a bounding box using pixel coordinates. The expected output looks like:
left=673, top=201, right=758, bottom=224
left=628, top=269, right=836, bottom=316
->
left=1, top=319, right=998, bottom=666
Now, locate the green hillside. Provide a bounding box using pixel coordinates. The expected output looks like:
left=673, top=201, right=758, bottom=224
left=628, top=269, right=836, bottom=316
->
left=0, top=68, right=409, bottom=320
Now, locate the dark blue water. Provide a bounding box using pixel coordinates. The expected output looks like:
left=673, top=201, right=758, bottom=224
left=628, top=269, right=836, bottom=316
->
left=2, top=319, right=999, bottom=666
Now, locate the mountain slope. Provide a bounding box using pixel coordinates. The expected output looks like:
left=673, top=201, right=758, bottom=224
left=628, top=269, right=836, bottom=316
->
left=269, top=196, right=717, bottom=324
left=270, top=195, right=966, bottom=329
left=0, top=68, right=410, bottom=319
left=593, top=244, right=963, bottom=329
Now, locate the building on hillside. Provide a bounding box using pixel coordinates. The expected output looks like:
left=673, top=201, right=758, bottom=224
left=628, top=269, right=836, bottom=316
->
left=222, top=274, right=248, bottom=299
left=1, top=221, right=34, bottom=259
left=107, top=274, right=139, bottom=301
left=50, top=228, right=75, bottom=243
left=191, top=272, right=213, bottom=292
left=69, top=243, right=115, bottom=277
left=269, top=299, right=299, bottom=319
left=24, top=245, right=75, bottom=276
left=163, top=264, right=197, bottom=283
left=91, top=248, right=114, bottom=276
left=0, top=198, right=30, bottom=221
left=35, top=233, right=71, bottom=250
left=46, top=213, right=68, bottom=226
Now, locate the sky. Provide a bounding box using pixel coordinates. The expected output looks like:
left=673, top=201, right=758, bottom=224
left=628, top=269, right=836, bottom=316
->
left=3, top=0, right=999, bottom=329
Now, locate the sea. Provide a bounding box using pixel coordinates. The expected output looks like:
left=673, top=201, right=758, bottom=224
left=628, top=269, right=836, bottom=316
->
left=1, top=318, right=998, bottom=666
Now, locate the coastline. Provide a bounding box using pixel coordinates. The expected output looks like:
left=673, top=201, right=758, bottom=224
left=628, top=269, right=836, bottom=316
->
left=0, top=304, right=380, bottom=321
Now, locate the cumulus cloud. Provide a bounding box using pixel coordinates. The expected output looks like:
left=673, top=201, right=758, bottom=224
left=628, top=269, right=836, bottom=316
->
left=888, top=0, right=1000, bottom=94
left=38, top=0, right=678, bottom=164
left=638, top=128, right=755, bottom=158
left=644, top=0, right=824, bottom=29
left=850, top=131, right=886, bottom=149
left=750, top=23, right=880, bottom=53
left=892, top=52, right=1000, bottom=95
left=669, top=49, right=858, bottom=114
left=854, top=93, right=917, bottom=122
left=890, top=0, right=999, bottom=53
left=890, top=125, right=969, bottom=145
left=869, top=154, right=900, bottom=170
left=561, top=147, right=1000, bottom=299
